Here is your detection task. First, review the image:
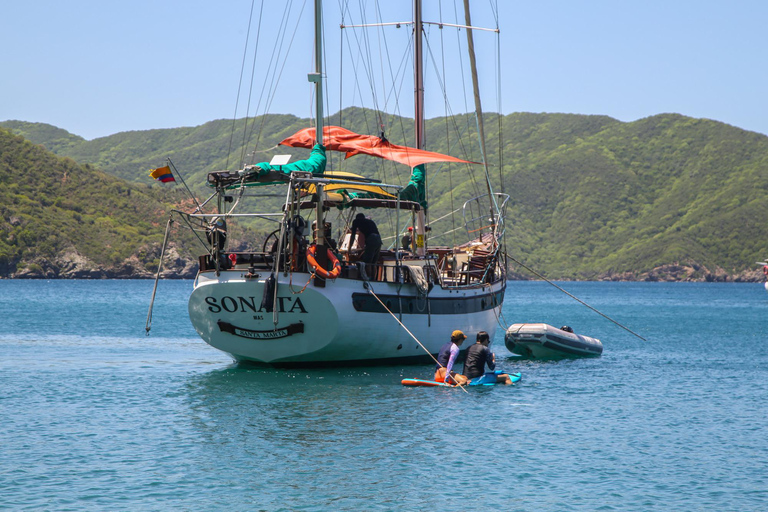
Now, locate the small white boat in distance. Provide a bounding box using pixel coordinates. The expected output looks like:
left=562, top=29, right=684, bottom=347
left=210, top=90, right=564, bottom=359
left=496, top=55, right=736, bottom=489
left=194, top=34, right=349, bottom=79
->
left=756, top=261, right=768, bottom=292
left=505, top=323, right=603, bottom=359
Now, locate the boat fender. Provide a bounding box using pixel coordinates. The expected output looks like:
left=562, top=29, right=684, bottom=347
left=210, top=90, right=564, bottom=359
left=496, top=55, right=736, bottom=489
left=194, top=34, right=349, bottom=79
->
left=261, top=273, right=276, bottom=312
left=306, top=244, right=342, bottom=280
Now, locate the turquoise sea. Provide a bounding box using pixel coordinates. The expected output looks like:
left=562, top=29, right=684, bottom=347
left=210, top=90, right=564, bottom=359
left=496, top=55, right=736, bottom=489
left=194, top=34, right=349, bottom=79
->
left=1, top=280, right=766, bottom=511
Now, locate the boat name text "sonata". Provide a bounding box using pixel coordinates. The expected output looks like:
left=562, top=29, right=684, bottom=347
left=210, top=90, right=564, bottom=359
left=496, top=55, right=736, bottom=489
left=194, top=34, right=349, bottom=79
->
left=205, top=296, right=308, bottom=314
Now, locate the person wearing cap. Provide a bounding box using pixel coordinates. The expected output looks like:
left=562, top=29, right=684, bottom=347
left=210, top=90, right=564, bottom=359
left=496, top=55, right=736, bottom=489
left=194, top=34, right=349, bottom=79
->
left=350, top=213, right=381, bottom=264
left=401, top=226, right=413, bottom=252
left=463, top=330, right=513, bottom=385
left=434, top=330, right=469, bottom=385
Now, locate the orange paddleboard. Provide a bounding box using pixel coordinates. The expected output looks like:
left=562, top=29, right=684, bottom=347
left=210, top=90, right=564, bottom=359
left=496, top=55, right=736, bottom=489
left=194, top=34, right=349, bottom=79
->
left=401, top=378, right=455, bottom=387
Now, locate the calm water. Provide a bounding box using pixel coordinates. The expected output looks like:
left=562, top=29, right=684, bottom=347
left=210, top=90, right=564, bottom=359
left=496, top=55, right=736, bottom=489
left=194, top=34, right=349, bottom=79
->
left=1, top=280, right=766, bottom=511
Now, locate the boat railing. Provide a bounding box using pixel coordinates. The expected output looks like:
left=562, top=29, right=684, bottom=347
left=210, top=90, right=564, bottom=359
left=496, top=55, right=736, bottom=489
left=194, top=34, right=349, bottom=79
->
left=462, top=193, right=510, bottom=245
left=434, top=247, right=503, bottom=289
left=198, top=246, right=501, bottom=290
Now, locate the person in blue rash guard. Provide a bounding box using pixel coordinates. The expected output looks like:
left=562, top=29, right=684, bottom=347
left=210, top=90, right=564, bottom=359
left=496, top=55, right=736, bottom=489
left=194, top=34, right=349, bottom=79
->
left=434, top=330, right=469, bottom=386
left=463, top=331, right=513, bottom=385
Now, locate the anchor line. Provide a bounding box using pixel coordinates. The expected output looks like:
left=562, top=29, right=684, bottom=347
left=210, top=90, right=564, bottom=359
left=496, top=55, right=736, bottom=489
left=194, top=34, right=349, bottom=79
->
left=506, top=253, right=647, bottom=342
left=366, top=285, right=468, bottom=393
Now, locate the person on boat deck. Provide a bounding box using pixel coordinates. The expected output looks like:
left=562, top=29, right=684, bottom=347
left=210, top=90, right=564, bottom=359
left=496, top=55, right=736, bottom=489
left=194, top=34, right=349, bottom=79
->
left=463, top=331, right=513, bottom=385
left=401, top=226, right=413, bottom=252
left=350, top=213, right=381, bottom=264
left=435, top=330, right=469, bottom=386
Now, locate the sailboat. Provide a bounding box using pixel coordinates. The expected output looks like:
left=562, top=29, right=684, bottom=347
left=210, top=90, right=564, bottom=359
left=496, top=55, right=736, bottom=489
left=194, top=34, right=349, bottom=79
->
left=176, top=0, right=508, bottom=366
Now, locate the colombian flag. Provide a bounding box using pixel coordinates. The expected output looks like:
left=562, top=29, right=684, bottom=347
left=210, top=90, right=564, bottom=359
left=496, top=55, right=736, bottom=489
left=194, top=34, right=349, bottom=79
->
left=149, top=165, right=175, bottom=183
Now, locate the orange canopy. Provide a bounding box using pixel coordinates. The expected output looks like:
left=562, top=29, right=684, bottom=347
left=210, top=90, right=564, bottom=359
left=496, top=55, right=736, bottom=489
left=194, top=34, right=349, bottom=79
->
left=279, top=126, right=477, bottom=168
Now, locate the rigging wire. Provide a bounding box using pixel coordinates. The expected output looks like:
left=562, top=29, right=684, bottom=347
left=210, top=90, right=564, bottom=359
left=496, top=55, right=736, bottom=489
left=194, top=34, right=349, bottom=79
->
left=372, top=0, right=419, bottom=237
left=340, top=1, right=413, bottom=238
left=245, top=0, right=308, bottom=164
left=422, top=37, right=483, bottom=200
left=493, top=0, right=504, bottom=196
left=452, top=0, right=473, bottom=155
left=237, top=1, right=286, bottom=165
left=367, top=284, right=468, bottom=393
left=337, top=0, right=347, bottom=167
left=438, top=0, right=457, bottom=250
left=507, top=253, right=648, bottom=342
left=227, top=0, right=260, bottom=171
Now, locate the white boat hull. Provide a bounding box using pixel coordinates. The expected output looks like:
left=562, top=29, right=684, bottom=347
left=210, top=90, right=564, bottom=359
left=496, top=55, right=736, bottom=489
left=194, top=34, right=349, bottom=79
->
left=189, top=269, right=505, bottom=365
left=504, top=323, right=602, bottom=359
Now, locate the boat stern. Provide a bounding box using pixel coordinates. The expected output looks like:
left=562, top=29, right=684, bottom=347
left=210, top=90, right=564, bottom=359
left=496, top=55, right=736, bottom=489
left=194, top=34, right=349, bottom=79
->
left=188, top=271, right=339, bottom=363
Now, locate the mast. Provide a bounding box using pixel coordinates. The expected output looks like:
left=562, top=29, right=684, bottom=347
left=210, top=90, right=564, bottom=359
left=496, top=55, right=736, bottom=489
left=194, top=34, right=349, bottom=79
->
left=413, top=0, right=425, bottom=150
left=412, top=0, right=427, bottom=256
left=462, top=0, right=494, bottom=207
left=313, top=0, right=324, bottom=146
left=312, top=0, right=327, bottom=283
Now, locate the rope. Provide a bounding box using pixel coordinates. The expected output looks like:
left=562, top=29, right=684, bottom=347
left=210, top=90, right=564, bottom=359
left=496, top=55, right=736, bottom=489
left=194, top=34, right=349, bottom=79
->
left=145, top=215, right=174, bottom=335
left=289, top=270, right=315, bottom=294
left=366, top=284, right=468, bottom=392
left=506, top=253, right=647, bottom=342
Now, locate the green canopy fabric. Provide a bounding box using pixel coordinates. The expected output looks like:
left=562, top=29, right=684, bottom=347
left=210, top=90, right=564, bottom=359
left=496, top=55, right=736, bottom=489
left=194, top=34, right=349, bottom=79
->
left=246, top=144, right=326, bottom=178
left=345, top=164, right=427, bottom=209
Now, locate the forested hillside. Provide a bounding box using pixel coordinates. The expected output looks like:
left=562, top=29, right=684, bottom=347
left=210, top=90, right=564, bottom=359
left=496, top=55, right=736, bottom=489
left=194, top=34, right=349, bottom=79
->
left=3, top=110, right=768, bottom=280
left=0, top=128, right=262, bottom=278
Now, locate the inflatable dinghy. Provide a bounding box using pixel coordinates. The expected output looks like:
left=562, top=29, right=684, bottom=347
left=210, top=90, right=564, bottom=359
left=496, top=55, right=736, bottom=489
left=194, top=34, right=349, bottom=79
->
left=402, top=371, right=521, bottom=387
left=505, top=323, right=602, bottom=359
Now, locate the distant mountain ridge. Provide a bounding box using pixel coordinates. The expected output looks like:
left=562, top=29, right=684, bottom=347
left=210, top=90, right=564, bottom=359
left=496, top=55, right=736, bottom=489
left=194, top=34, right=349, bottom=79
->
left=3, top=110, right=768, bottom=281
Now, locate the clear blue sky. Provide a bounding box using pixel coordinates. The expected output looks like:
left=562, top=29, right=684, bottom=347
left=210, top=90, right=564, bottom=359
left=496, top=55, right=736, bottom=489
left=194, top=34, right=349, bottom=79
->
left=2, top=0, right=766, bottom=140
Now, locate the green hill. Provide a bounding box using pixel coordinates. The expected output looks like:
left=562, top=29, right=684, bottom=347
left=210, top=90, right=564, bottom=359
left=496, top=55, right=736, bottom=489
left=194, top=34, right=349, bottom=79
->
left=0, top=120, right=85, bottom=154
left=0, top=128, right=243, bottom=278
left=3, top=111, right=768, bottom=280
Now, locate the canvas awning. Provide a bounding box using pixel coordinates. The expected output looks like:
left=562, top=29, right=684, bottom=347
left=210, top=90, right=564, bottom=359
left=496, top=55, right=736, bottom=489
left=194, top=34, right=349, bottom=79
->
left=280, top=126, right=478, bottom=168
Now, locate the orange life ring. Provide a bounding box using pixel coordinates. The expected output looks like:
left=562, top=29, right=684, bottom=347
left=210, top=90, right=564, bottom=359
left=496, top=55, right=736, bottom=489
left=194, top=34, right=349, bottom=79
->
left=763, top=265, right=768, bottom=276
left=306, top=244, right=342, bottom=280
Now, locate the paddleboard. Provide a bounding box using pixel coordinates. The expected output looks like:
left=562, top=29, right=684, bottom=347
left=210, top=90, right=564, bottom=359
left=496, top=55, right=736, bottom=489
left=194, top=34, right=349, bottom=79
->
left=401, top=372, right=521, bottom=387
left=401, top=378, right=455, bottom=388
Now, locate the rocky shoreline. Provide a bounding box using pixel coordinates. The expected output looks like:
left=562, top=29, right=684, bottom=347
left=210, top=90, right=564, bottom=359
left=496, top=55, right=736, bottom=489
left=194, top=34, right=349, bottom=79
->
left=593, top=263, right=763, bottom=283
left=3, top=251, right=765, bottom=282
left=4, top=245, right=198, bottom=280
left=497, top=262, right=763, bottom=283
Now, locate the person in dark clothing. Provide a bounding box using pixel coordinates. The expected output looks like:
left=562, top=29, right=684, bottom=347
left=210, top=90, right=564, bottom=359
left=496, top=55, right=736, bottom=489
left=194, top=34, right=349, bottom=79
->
left=401, top=226, right=413, bottom=252
left=350, top=213, right=382, bottom=264
left=463, top=331, right=513, bottom=385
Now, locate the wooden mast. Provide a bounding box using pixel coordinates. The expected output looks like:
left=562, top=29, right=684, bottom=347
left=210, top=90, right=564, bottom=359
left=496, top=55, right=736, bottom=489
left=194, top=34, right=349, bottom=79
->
left=463, top=0, right=499, bottom=245
left=413, top=0, right=427, bottom=256
left=312, top=0, right=327, bottom=284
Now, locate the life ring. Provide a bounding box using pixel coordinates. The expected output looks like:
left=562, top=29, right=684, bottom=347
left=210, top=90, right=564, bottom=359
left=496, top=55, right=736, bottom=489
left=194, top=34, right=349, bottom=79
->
left=763, top=265, right=768, bottom=276
left=306, top=244, right=342, bottom=280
